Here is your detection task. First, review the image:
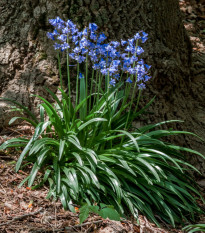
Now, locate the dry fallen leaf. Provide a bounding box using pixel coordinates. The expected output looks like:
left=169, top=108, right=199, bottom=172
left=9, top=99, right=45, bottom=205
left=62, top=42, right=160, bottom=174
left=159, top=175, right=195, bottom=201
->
left=4, top=201, right=14, bottom=210
left=20, top=201, right=28, bottom=210
left=18, top=193, right=24, bottom=199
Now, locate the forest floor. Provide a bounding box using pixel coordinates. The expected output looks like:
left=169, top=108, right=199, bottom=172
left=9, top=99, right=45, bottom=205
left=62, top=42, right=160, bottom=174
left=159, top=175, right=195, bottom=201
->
left=0, top=1, right=205, bottom=233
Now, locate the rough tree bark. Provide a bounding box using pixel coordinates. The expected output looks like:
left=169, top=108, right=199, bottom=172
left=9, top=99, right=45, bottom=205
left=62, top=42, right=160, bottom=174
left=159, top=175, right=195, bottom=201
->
left=0, top=0, right=205, bottom=174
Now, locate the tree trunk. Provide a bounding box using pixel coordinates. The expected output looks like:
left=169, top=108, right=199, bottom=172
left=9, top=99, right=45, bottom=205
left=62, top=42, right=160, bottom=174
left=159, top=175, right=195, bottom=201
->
left=0, top=0, right=205, bottom=174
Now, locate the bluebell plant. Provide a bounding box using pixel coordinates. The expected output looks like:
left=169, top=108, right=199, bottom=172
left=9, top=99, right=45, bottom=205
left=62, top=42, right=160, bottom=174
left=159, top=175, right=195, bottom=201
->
left=0, top=17, right=204, bottom=227
left=47, top=17, right=152, bottom=130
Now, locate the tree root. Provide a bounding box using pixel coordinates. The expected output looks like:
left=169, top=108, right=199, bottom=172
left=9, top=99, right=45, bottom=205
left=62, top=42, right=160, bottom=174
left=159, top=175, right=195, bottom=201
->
left=0, top=207, right=43, bottom=227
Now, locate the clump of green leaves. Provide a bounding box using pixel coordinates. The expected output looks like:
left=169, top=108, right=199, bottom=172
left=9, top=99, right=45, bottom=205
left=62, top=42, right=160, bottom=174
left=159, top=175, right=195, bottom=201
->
left=0, top=84, right=204, bottom=227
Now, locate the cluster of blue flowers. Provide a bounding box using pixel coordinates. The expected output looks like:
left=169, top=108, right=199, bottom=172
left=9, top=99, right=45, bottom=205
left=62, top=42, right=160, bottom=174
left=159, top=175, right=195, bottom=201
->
left=47, top=17, right=151, bottom=89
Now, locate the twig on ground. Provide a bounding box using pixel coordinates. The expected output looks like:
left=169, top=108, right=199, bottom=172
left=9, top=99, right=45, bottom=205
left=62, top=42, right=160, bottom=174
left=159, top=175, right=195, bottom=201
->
left=62, top=220, right=103, bottom=231
left=0, top=207, right=43, bottom=226
left=5, top=127, right=27, bottom=137
left=32, top=220, right=103, bottom=232
left=0, top=155, right=15, bottom=160
left=0, top=183, right=6, bottom=194
left=0, top=189, right=6, bottom=195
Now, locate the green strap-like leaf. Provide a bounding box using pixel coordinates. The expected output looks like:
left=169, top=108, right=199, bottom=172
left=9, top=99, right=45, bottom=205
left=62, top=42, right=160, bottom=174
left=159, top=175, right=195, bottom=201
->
left=78, top=118, right=107, bottom=131
left=16, top=121, right=51, bottom=172
left=44, top=87, right=63, bottom=109
left=0, top=138, right=29, bottom=150
left=67, top=136, right=82, bottom=150
left=79, top=76, right=86, bottom=120
left=136, top=157, right=161, bottom=182
left=28, top=162, right=39, bottom=187
left=59, top=139, right=66, bottom=161
left=79, top=166, right=100, bottom=189
left=113, top=129, right=140, bottom=152
left=16, top=139, right=33, bottom=172
left=139, top=120, right=184, bottom=133
left=62, top=167, right=79, bottom=197
left=9, top=117, right=38, bottom=127
left=29, top=138, right=58, bottom=155
left=72, top=152, right=84, bottom=166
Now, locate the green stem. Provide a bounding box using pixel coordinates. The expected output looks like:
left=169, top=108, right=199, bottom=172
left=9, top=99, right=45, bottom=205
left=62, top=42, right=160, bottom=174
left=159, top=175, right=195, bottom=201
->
left=85, top=53, right=88, bottom=115
left=76, top=62, right=79, bottom=106
left=123, top=83, right=130, bottom=105
left=105, top=52, right=109, bottom=93
left=96, top=73, right=102, bottom=106
left=119, top=41, right=140, bottom=145
left=119, top=71, right=123, bottom=83
left=107, top=71, right=110, bottom=93
left=125, top=82, right=137, bottom=130
left=66, top=49, right=71, bottom=123
left=66, top=37, right=71, bottom=98
left=57, top=53, right=63, bottom=90
left=89, top=69, right=95, bottom=112
left=115, top=82, right=131, bottom=120
left=135, top=89, right=141, bottom=114
left=128, top=89, right=142, bottom=127
left=93, top=71, right=99, bottom=108
left=120, top=82, right=137, bottom=146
